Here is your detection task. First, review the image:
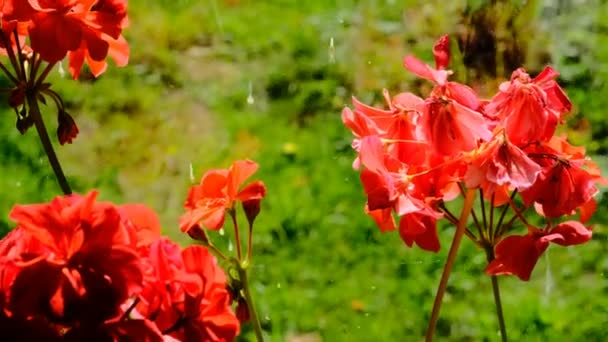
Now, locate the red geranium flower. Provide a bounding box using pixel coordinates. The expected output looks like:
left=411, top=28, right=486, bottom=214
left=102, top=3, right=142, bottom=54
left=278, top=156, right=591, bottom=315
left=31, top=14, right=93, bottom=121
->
left=180, top=160, right=267, bottom=233
left=7, top=191, right=143, bottom=324
left=8, top=0, right=127, bottom=64
left=403, top=35, right=491, bottom=156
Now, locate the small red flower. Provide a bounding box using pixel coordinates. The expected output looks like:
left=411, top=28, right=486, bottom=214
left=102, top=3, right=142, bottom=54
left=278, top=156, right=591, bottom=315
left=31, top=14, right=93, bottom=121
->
left=486, top=221, right=592, bottom=281
left=180, top=160, right=267, bottom=233
left=465, top=133, right=541, bottom=195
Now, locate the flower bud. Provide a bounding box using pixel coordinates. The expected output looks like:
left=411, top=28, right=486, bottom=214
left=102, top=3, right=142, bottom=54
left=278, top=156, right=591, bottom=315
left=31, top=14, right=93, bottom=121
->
left=57, top=111, right=79, bottom=145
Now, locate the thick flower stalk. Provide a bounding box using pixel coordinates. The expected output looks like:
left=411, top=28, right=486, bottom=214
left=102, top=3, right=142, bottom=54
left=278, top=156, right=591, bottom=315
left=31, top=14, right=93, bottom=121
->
left=0, top=0, right=130, bottom=194
left=342, top=34, right=604, bottom=341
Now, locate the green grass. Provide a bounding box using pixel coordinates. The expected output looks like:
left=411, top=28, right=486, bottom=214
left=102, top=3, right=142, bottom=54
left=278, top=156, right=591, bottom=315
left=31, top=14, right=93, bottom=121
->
left=1, top=0, right=608, bottom=340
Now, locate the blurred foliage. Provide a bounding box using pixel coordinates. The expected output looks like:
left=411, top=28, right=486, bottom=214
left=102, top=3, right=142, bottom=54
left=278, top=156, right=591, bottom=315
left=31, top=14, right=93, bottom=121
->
left=1, top=0, right=607, bottom=340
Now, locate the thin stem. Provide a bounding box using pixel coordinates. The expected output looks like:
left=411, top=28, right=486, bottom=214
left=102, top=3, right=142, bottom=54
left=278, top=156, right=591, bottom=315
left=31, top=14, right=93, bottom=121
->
left=29, top=53, right=42, bottom=86
left=229, top=209, right=243, bottom=260
left=495, top=213, right=520, bottom=240
left=493, top=190, right=518, bottom=240
left=120, top=297, right=141, bottom=321
left=247, top=221, right=254, bottom=262
left=479, top=188, right=488, bottom=233
left=34, top=62, right=56, bottom=89
left=488, top=193, right=496, bottom=243
left=0, top=60, right=18, bottom=84
left=1, top=31, right=21, bottom=80
left=13, top=28, right=26, bottom=81
left=438, top=203, right=479, bottom=244
left=206, top=241, right=229, bottom=261
left=485, top=247, right=508, bottom=342
left=238, top=264, right=264, bottom=342
left=425, top=188, right=476, bottom=342
left=27, top=93, right=72, bottom=195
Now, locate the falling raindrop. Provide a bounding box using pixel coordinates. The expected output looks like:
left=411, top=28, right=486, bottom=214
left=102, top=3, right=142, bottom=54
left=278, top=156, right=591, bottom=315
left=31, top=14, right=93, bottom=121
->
left=329, top=37, right=336, bottom=63
left=189, top=162, right=195, bottom=184
left=544, top=249, right=553, bottom=298
left=58, top=61, right=65, bottom=78
left=247, top=81, right=255, bottom=105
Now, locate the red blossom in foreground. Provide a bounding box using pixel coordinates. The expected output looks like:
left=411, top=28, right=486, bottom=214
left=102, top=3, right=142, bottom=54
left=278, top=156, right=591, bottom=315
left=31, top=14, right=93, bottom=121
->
left=486, top=221, right=592, bottom=281
left=0, top=190, right=240, bottom=341
left=180, top=160, right=267, bottom=233
left=7, top=191, right=142, bottom=324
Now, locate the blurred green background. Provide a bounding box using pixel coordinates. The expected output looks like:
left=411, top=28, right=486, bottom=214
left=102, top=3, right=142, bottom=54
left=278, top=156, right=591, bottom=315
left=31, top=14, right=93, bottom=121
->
left=1, top=0, right=607, bottom=340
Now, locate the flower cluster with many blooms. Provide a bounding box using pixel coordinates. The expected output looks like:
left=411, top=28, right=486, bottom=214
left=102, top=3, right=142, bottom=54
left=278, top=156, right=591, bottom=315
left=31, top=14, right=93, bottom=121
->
left=0, top=159, right=267, bottom=341
left=1, top=0, right=130, bottom=146
left=342, top=35, right=605, bottom=281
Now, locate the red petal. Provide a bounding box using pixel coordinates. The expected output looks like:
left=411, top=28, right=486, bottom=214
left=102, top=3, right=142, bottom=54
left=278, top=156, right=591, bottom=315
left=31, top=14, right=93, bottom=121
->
left=403, top=55, right=448, bottom=85
left=236, top=180, right=266, bottom=202
left=485, top=234, right=548, bottom=281
left=545, top=221, right=592, bottom=246
left=227, top=160, right=259, bottom=198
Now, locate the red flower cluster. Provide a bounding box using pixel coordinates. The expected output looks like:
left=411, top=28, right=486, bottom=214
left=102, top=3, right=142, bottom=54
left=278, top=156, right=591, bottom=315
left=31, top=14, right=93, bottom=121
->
left=343, top=35, right=604, bottom=280
left=0, top=191, right=239, bottom=341
left=1, top=0, right=129, bottom=79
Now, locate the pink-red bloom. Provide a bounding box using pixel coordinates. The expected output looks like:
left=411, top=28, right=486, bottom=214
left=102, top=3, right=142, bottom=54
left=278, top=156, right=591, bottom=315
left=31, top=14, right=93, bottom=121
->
left=485, top=66, right=571, bottom=146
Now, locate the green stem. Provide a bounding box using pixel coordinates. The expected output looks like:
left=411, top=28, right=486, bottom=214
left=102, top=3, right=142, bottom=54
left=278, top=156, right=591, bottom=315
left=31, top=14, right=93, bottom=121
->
left=27, top=94, right=72, bottom=195
left=485, top=247, right=508, bottom=342
left=425, top=188, right=476, bottom=342
left=230, top=210, right=243, bottom=260
left=238, top=264, right=264, bottom=342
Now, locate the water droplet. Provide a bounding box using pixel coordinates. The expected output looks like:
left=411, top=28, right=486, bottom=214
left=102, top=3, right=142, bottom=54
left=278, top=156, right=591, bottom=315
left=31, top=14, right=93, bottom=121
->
left=228, top=241, right=233, bottom=252
left=276, top=283, right=281, bottom=289
left=329, top=37, right=336, bottom=63
left=344, top=177, right=350, bottom=182
left=367, top=61, right=372, bottom=65
left=370, top=285, right=376, bottom=291
left=247, top=81, right=254, bottom=105
left=364, top=313, right=370, bottom=317
left=219, top=228, right=225, bottom=236
left=15, top=181, right=21, bottom=187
